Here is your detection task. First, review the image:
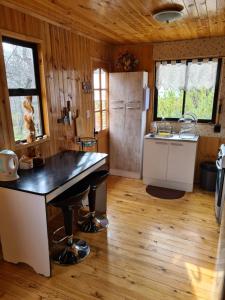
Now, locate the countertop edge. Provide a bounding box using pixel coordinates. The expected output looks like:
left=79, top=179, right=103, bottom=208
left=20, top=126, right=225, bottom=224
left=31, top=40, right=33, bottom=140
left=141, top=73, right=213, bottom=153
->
left=144, top=134, right=199, bottom=142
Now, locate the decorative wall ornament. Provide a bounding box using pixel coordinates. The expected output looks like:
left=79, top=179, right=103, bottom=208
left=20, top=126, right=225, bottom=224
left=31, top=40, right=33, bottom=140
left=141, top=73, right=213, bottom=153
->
left=115, top=51, right=139, bottom=72
left=82, top=81, right=92, bottom=93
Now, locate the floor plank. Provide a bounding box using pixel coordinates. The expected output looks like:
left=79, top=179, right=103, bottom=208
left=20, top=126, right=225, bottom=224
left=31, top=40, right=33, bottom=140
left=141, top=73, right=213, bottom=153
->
left=0, top=176, right=219, bottom=300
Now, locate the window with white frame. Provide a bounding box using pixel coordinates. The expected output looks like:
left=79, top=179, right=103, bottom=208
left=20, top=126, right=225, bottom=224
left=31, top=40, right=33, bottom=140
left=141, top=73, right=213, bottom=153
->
left=93, top=68, right=108, bottom=132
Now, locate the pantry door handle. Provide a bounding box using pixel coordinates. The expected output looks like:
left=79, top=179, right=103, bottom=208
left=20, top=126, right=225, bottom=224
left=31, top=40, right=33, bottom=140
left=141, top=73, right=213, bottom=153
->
left=171, top=143, right=183, bottom=146
left=155, top=141, right=167, bottom=145
left=111, top=106, right=124, bottom=110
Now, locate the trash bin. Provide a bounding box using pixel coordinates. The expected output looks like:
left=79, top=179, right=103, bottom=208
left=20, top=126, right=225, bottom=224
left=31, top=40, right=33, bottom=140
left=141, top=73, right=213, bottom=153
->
left=199, top=161, right=217, bottom=192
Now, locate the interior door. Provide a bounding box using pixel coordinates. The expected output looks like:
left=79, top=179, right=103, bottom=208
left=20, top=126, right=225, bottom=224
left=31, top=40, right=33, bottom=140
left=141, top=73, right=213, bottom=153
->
left=143, top=140, right=169, bottom=180
left=167, top=142, right=196, bottom=183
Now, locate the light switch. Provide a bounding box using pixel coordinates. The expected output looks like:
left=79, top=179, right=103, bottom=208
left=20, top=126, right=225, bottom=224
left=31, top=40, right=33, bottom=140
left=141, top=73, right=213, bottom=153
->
left=86, top=110, right=90, bottom=119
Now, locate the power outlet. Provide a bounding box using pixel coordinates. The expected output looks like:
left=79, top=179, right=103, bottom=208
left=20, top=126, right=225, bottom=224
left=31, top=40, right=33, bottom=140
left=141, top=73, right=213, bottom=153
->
left=214, top=124, right=221, bottom=133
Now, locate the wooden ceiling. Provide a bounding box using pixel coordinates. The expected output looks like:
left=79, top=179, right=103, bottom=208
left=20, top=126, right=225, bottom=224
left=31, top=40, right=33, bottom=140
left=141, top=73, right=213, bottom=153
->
left=1, top=0, right=225, bottom=44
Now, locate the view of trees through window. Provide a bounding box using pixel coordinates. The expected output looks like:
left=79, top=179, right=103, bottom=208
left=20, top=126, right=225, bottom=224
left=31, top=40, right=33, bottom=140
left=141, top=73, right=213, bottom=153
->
left=155, top=59, right=220, bottom=122
left=93, top=68, right=108, bottom=132
left=2, top=37, right=43, bottom=141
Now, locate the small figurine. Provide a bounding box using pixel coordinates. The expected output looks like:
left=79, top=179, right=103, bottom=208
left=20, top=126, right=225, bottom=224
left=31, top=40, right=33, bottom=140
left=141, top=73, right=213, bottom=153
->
left=23, top=96, right=36, bottom=143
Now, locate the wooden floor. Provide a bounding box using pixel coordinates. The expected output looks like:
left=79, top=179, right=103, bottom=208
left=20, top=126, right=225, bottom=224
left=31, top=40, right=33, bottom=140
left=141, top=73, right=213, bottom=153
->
left=0, top=176, right=220, bottom=300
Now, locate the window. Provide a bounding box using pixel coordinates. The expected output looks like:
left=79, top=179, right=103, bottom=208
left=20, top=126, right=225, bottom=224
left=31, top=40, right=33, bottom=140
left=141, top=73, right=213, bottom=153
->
left=2, top=36, right=43, bottom=142
left=154, top=58, right=221, bottom=123
left=93, top=68, right=108, bottom=132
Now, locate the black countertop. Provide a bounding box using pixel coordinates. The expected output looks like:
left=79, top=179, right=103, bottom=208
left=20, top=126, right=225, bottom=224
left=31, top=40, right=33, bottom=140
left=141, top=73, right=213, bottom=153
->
left=0, top=151, right=108, bottom=196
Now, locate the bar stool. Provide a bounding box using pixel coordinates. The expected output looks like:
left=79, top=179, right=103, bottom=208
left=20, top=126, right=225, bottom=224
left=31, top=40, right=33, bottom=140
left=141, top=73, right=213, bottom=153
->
left=78, top=170, right=109, bottom=233
left=50, top=182, right=90, bottom=265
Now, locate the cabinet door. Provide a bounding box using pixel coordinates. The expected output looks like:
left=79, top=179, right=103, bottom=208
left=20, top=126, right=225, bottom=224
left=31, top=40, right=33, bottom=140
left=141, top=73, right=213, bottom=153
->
left=126, top=72, right=144, bottom=101
left=109, top=101, right=125, bottom=170
left=143, top=140, right=169, bottom=180
left=109, top=73, right=127, bottom=100
left=167, top=142, right=197, bottom=183
left=123, top=103, right=142, bottom=172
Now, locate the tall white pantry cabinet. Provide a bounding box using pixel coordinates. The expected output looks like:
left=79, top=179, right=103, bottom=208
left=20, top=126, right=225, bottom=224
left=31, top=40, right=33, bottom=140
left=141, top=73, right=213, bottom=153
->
left=109, top=71, right=149, bottom=179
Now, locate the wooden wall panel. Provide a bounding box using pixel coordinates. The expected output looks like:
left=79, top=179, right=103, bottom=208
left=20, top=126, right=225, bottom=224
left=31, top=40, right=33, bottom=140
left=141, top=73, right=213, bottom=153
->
left=0, top=4, right=111, bottom=158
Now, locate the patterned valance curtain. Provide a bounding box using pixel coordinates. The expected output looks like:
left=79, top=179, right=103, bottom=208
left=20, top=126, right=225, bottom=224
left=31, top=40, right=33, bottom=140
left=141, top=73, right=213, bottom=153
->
left=156, top=59, right=218, bottom=91
left=155, top=61, right=186, bottom=91
left=186, top=58, right=218, bottom=90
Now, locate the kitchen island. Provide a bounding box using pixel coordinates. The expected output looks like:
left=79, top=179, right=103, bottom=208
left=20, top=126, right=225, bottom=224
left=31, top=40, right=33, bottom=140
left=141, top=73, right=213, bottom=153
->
left=0, top=151, right=107, bottom=277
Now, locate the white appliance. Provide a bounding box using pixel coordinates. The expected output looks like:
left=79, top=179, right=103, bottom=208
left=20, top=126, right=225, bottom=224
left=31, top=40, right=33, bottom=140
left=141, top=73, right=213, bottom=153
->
left=215, top=144, right=225, bottom=224
left=109, top=71, right=149, bottom=179
left=0, top=149, right=19, bottom=181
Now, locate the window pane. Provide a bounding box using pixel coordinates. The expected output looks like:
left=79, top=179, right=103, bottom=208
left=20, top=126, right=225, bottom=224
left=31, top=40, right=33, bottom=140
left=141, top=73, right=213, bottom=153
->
left=9, top=96, right=43, bottom=141
left=102, top=110, right=107, bottom=130
left=157, top=90, right=183, bottom=118
left=95, top=111, right=101, bottom=132
left=102, top=90, right=107, bottom=110
left=101, top=69, right=107, bottom=89
left=3, top=42, right=36, bottom=89
left=156, top=62, right=185, bottom=118
left=94, top=69, right=100, bottom=89
left=185, top=60, right=218, bottom=120
left=94, top=90, right=100, bottom=111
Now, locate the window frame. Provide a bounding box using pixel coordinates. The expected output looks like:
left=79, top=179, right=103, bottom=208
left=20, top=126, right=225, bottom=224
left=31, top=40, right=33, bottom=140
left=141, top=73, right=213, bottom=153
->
left=93, top=67, right=109, bottom=133
left=2, top=36, right=44, bottom=142
left=153, top=58, right=222, bottom=123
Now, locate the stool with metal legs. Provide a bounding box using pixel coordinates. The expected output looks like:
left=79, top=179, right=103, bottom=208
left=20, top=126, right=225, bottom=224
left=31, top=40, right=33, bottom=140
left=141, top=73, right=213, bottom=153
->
left=78, top=170, right=109, bottom=233
left=50, top=182, right=90, bottom=265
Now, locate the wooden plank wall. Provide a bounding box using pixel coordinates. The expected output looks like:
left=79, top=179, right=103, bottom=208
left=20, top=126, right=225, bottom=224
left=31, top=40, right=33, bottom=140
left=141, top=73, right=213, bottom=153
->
left=0, top=4, right=111, bottom=158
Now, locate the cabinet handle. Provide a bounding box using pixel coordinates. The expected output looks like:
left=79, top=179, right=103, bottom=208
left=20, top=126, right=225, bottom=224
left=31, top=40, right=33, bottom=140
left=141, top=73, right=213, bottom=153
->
left=127, top=107, right=140, bottom=110
left=111, top=106, right=124, bottom=110
left=171, top=142, right=183, bottom=146
left=155, top=141, right=167, bottom=145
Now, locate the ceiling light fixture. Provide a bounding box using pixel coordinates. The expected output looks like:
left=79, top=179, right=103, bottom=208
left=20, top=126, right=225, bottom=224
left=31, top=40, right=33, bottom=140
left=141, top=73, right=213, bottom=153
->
left=152, top=6, right=183, bottom=23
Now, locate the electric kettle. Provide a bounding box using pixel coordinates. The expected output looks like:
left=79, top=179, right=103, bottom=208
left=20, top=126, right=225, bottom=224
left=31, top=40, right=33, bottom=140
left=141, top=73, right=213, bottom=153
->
left=0, top=149, right=19, bottom=181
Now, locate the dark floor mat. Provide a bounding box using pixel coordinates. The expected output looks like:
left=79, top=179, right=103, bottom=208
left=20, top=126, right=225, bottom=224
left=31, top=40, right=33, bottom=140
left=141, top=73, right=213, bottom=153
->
left=146, top=185, right=185, bottom=199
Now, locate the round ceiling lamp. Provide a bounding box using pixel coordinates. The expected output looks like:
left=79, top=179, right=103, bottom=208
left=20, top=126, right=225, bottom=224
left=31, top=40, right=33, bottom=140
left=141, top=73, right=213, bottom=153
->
left=152, top=4, right=184, bottom=23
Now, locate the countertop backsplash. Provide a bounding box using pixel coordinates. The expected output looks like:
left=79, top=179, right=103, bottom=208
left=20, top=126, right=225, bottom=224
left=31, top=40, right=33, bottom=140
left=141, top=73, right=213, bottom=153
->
left=153, top=121, right=223, bottom=138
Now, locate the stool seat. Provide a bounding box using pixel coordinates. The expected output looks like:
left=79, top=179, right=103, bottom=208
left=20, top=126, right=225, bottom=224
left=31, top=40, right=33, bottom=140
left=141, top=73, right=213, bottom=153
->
left=50, top=182, right=89, bottom=207
left=78, top=170, right=109, bottom=233
left=50, top=182, right=90, bottom=265
left=87, top=170, right=109, bottom=187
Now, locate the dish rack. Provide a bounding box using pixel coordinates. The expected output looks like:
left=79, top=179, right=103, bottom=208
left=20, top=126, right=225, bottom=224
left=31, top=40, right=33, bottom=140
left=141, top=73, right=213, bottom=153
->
left=178, top=112, right=197, bottom=138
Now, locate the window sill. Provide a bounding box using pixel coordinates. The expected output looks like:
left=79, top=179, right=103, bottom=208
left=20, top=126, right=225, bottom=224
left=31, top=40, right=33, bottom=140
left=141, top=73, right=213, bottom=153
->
left=14, top=136, right=50, bottom=150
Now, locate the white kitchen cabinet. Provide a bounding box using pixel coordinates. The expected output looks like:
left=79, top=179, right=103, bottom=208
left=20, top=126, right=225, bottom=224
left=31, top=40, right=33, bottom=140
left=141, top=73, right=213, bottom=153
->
left=143, top=140, right=169, bottom=181
left=143, top=136, right=198, bottom=192
left=167, top=141, right=196, bottom=184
